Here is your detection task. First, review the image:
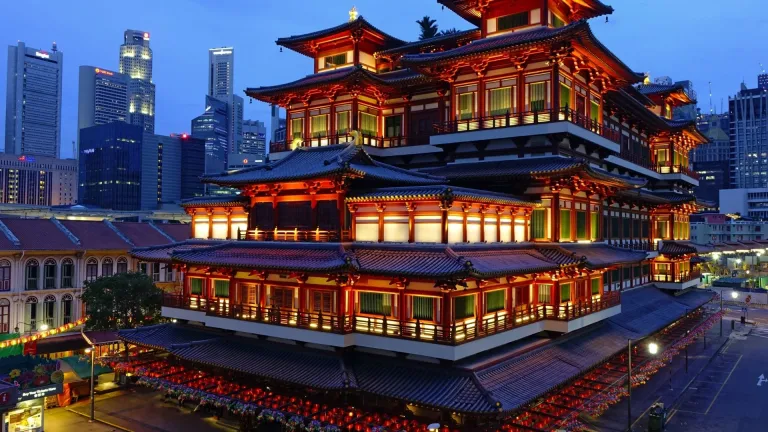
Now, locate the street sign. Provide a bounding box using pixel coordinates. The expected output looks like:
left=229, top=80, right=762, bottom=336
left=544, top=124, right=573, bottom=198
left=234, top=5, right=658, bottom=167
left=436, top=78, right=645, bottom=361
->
left=758, top=374, right=767, bottom=386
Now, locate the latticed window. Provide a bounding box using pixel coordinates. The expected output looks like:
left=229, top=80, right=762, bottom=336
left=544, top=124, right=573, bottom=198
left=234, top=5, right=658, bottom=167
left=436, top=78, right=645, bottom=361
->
left=61, top=259, right=74, bottom=288
left=458, top=93, right=474, bottom=120
left=576, top=211, right=587, bottom=240
left=25, top=297, right=38, bottom=331
left=336, top=111, right=349, bottom=134
left=190, top=278, right=204, bottom=295
left=560, top=209, right=572, bottom=240
left=43, top=295, right=56, bottom=328
left=529, top=82, right=546, bottom=112
left=0, top=260, right=10, bottom=292
left=559, top=83, right=571, bottom=109
left=61, top=294, right=73, bottom=324
left=538, top=285, right=552, bottom=303
left=497, top=12, right=528, bottom=31
left=591, top=278, right=601, bottom=295
left=310, top=115, right=327, bottom=138
left=531, top=209, right=546, bottom=239
left=360, top=112, right=377, bottom=136
left=560, top=283, right=572, bottom=302
left=44, top=259, right=56, bottom=289
left=213, top=280, right=229, bottom=298
left=453, top=295, right=475, bottom=320
left=312, top=291, right=333, bottom=314
left=26, top=260, right=39, bottom=290
left=324, top=53, right=347, bottom=68
left=489, top=88, right=511, bottom=116
left=359, top=292, right=392, bottom=316
left=411, top=296, right=433, bottom=321
left=271, top=287, right=294, bottom=309
left=86, top=258, right=98, bottom=281
left=102, top=258, right=113, bottom=277
left=485, top=290, right=505, bottom=313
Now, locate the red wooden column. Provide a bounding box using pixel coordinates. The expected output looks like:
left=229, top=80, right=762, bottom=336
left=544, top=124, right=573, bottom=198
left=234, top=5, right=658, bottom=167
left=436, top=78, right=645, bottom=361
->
left=351, top=98, right=359, bottom=131
left=348, top=204, right=357, bottom=241
left=310, top=190, right=318, bottom=230
left=437, top=89, right=447, bottom=125
left=226, top=209, right=233, bottom=240
left=398, top=289, right=407, bottom=326
left=477, top=75, right=486, bottom=128
left=517, top=71, right=525, bottom=115
left=304, top=108, right=311, bottom=145
left=441, top=291, right=452, bottom=340
left=585, top=202, right=592, bottom=241
left=259, top=280, right=267, bottom=308
left=477, top=289, right=485, bottom=332
left=440, top=204, right=450, bottom=243
left=329, top=101, right=336, bottom=141
left=407, top=203, right=416, bottom=243
left=182, top=270, right=190, bottom=298
left=479, top=206, right=486, bottom=242
left=462, top=205, right=470, bottom=242
left=552, top=194, right=560, bottom=242
left=376, top=203, right=386, bottom=242
left=207, top=210, right=213, bottom=239
left=496, top=207, right=502, bottom=243
left=189, top=210, right=196, bottom=239
left=271, top=187, right=281, bottom=232
left=402, top=96, right=411, bottom=144
left=551, top=63, right=560, bottom=114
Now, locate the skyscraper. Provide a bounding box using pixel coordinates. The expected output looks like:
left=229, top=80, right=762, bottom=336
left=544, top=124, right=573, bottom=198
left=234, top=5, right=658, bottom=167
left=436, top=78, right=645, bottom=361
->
left=5, top=41, right=63, bottom=157
left=119, top=30, right=155, bottom=134
left=729, top=81, right=768, bottom=189
left=77, top=66, right=129, bottom=149
left=208, top=47, right=234, bottom=99
left=226, top=94, right=244, bottom=154
left=191, top=96, right=229, bottom=175
left=759, top=73, right=768, bottom=91
left=242, top=119, right=266, bottom=156
left=693, top=113, right=730, bottom=206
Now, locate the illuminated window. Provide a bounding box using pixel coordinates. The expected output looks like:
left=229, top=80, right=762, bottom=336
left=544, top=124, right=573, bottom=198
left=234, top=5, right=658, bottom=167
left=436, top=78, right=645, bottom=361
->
left=324, top=53, right=347, bottom=68
left=412, top=296, right=433, bottom=320
left=485, top=290, right=505, bottom=313
left=458, top=93, right=474, bottom=120
left=190, top=278, right=204, bottom=295
left=531, top=209, right=546, bottom=239
left=312, top=291, right=333, bottom=314
left=291, top=118, right=303, bottom=140
left=538, top=285, right=552, bottom=303
left=453, top=294, right=475, bottom=320
left=560, top=209, right=572, bottom=240
left=489, top=87, right=512, bottom=116
left=529, top=82, right=546, bottom=112
left=591, top=278, right=601, bottom=295
left=310, top=115, right=327, bottom=138
left=360, top=112, right=377, bottom=136
left=213, top=280, right=229, bottom=298
left=336, top=111, right=350, bottom=134
left=497, top=12, right=529, bottom=31
left=359, top=292, right=392, bottom=316
left=559, top=83, right=571, bottom=109
left=560, top=283, right=572, bottom=302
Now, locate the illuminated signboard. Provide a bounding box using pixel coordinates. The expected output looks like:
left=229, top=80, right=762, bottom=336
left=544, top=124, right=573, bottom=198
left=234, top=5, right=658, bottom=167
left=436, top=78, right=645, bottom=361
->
left=19, top=383, right=62, bottom=402
left=143, top=32, right=150, bottom=39
left=34, top=51, right=49, bottom=59
left=94, top=68, right=114, bottom=76
left=82, top=149, right=95, bottom=155
left=17, top=156, right=36, bottom=163
left=212, top=50, right=233, bottom=56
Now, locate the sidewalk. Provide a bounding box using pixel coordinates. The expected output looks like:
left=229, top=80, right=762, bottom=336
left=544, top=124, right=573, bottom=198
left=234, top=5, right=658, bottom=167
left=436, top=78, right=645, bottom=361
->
left=45, top=406, right=122, bottom=431
left=588, top=318, right=735, bottom=431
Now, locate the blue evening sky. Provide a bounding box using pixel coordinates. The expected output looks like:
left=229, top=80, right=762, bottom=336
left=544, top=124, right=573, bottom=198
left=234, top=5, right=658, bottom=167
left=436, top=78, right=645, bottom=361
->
left=0, top=0, right=761, bottom=158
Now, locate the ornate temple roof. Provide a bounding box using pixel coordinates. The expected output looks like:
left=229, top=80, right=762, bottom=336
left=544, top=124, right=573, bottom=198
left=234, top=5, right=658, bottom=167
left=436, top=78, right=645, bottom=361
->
left=659, top=241, right=714, bottom=256
left=557, top=243, right=649, bottom=267
left=615, top=189, right=697, bottom=205
left=401, top=21, right=641, bottom=84
left=421, top=156, right=646, bottom=189
left=437, top=0, right=614, bottom=26
left=276, top=16, right=405, bottom=57
left=375, top=29, right=481, bottom=58
left=180, top=195, right=248, bottom=208
left=636, top=82, right=696, bottom=104
left=346, top=185, right=539, bottom=207
left=202, top=143, right=445, bottom=187
left=130, top=240, right=225, bottom=263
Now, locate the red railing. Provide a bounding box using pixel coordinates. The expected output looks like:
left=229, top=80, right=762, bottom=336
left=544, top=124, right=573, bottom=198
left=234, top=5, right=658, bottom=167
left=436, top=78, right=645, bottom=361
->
left=269, top=131, right=433, bottom=153
left=653, top=269, right=702, bottom=283
left=655, top=164, right=700, bottom=180
left=606, top=239, right=658, bottom=251
left=432, top=108, right=621, bottom=144
left=236, top=228, right=351, bottom=242
left=163, top=291, right=621, bottom=346
left=619, top=147, right=656, bottom=171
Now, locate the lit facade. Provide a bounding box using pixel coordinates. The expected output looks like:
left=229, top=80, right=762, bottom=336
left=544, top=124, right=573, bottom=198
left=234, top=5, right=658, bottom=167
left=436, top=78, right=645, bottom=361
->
left=77, top=66, right=129, bottom=143
left=4, top=42, right=63, bottom=158
left=127, top=1, right=713, bottom=427
left=729, top=83, right=768, bottom=189
left=0, top=154, right=77, bottom=206
left=119, top=30, right=155, bottom=134
left=208, top=47, right=234, bottom=99
left=241, top=119, right=267, bottom=157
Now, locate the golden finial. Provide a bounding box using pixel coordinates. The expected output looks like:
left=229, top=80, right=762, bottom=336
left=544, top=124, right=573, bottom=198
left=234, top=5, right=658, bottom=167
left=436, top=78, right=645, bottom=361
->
left=349, top=6, right=359, bottom=22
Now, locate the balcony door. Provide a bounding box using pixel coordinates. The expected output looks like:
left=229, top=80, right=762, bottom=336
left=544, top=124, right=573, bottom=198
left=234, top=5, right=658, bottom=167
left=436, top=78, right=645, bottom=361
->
left=410, top=109, right=438, bottom=144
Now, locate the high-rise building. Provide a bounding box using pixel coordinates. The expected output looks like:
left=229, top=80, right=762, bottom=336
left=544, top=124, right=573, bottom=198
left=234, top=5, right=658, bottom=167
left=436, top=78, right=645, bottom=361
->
left=759, top=73, right=768, bottom=91
left=5, top=41, right=63, bottom=157
left=208, top=47, right=234, bottom=99
left=729, top=81, right=768, bottom=189
left=241, top=119, right=266, bottom=156
left=191, top=96, right=229, bottom=176
left=269, top=104, right=286, bottom=146
left=0, top=154, right=77, bottom=206
left=77, top=66, right=129, bottom=148
left=79, top=123, right=205, bottom=210
left=119, top=30, right=155, bottom=134
left=693, top=113, right=730, bottom=206
left=226, top=94, right=244, bottom=154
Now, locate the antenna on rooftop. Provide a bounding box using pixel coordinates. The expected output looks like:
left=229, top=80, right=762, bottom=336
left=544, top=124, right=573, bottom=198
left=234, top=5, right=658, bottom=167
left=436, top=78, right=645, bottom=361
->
left=708, top=81, right=713, bottom=114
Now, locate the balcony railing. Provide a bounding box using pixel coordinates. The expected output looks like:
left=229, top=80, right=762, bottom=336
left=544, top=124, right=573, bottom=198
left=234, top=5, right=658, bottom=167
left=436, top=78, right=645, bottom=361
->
left=236, top=228, right=351, bottom=242
left=163, top=291, right=621, bottom=346
left=618, top=147, right=656, bottom=171
left=607, top=239, right=658, bottom=251
left=653, top=270, right=702, bottom=283
left=432, top=108, right=621, bottom=144
left=655, top=164, right=700, bottom=180
left=269, top=132, right=432, bottom=153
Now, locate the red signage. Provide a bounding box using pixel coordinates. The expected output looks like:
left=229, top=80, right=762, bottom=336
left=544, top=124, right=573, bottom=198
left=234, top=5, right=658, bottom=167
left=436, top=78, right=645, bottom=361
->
left=23, top=341, right=37, bottom=356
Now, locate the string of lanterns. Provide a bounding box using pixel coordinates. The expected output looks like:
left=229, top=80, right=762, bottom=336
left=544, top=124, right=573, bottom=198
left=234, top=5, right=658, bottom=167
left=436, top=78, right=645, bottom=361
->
left=0, top=318, right=86, bottom=348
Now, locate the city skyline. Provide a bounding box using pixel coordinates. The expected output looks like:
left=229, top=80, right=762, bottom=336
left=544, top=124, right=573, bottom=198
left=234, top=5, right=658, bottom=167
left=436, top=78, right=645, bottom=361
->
left=0, top=0, right=763, bottom=158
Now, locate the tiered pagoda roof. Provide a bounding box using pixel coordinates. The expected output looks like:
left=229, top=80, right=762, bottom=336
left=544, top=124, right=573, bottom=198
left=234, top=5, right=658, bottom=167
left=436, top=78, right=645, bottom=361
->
left=436, top=0, right=614, bottom=26
left=375, top=29, right=481, bottom=60
left=636, top=82, right=696, bottom=105
left=276, top=16, right=405, bottom=57
left=202, top=143, right=445, bottom=187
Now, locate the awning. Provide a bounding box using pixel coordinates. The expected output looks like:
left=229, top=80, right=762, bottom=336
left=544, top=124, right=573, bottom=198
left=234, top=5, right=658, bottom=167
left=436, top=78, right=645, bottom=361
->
left=58, top=355, right=112, bottom=381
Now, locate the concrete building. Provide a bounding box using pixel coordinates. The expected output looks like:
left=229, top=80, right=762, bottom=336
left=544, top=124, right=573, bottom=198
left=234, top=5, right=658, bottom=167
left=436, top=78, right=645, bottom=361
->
left=0, top=154, right=77, bottom=206
left=191, top=96, right=228, bottom=176
left=208, top=47, right=234, bottom=99
left=79, top=123, right=205, bottom=210
left=759, top=73, right=768, bottom=91
left=226, top=94, right=244, bottom=154
left=719, top=188, right=768, bottom=219
left=119, top=30, right=155, bottom=134
left=226, top=153, right=265, bottom=170
left=690, top=213, right=768, bottom=243
left=0, top=218, right=187, bottom=335
left=693, top=113, right=730, bottom=207
left=5, top=42, right=63, bottom=158
left=729, top=82, right=768, bottom=189
left=241, top=119, right=266, bottom=156
left=269, top=104, right=286, bottom=151
left=77, top=66, right=129, bottom=149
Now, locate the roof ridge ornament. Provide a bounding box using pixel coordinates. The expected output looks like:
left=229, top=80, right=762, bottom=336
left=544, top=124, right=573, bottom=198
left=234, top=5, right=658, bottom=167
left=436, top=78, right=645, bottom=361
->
left=349, top=6, right=358, bottom=22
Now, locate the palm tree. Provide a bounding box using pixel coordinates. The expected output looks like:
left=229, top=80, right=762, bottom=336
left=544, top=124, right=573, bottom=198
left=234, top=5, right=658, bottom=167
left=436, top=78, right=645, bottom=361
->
left=417, top=16, right=438, bottom=40
left=439, top=28, right=460, bottom=36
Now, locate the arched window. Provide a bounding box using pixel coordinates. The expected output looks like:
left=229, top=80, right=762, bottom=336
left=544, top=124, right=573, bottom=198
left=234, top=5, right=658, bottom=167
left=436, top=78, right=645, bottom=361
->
left=24, top=296, right=38, bottom=331
left=44, top=259, right=57, bottom=289
left=86, top=258, right=98, bottom=281
left=25, top=260, right=39, bottom=291
left=102, top=258, right=114, bottom=277
left=116, top=257, right=128, bottom=274
left=43, top=295, right=56, bottom=328
left=61, top=294, right=73, bottom=325
left=0, top=259, right=10, bottom=292
left=61, top=259, right=74, bottom=288
left=0, top=299, right=9, bottom=333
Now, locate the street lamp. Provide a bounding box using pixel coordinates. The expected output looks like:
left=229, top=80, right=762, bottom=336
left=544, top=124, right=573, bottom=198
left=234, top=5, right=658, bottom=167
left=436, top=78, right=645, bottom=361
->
left=628, top=340, right=659, bottom=431
left=13, top=322, right=48, bottom=334
left=731, top=291, right=739, bottom=299
left=720, top=291, right=724, bottom=337
left=84, top=347, right=95, bottom=422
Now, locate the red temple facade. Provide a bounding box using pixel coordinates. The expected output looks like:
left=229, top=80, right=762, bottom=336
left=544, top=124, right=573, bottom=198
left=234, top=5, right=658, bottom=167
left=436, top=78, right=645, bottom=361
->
left=122, top=2, right=714, bottom=429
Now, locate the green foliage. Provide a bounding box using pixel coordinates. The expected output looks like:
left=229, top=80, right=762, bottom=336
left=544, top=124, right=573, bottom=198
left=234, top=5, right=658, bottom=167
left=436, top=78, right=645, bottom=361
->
left=417, top=16, right=438, bottom=40
left=439, top=28, right=460, bottom=35
left=80, top=272, right=163, bottom=331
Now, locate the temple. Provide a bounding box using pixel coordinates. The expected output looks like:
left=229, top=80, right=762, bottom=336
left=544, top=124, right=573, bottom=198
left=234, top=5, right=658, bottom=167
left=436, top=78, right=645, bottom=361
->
left=120, top=2, right=714, bottom=429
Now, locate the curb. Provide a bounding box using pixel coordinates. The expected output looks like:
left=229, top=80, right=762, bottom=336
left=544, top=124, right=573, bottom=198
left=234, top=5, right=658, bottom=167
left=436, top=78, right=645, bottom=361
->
left=64, top=408, right=133, bottom=432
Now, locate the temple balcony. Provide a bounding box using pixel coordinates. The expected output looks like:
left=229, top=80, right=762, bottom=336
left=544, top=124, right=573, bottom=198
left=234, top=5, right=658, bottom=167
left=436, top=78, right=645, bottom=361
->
left=429, top=108, right=620, bottom=153
left=236, top=228, right=351, bottom=242
left=269, top=132, right=434, bottom=155
left=654, top=164, right=700, bottom=185
left=653, top=269, right=702, bottom=290
left=162, top=291, right=621, bottom=361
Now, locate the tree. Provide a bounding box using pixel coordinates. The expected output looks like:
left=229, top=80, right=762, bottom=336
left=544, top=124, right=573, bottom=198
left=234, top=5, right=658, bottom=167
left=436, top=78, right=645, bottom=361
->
left=80, top=272, right=163, bottom=330
left=439, top=28, right=461, bottom=36
left=417, top=16, right=438, bottom=40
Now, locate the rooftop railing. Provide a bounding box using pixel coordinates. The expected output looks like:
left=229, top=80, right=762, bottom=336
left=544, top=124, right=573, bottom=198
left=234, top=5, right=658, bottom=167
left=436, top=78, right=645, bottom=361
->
left=269, top=131, right=433, bottom=153
left=655, top=164, right=700, bottom=180
left=236, top=228, right=351, bottom=242
left=163, top=290, right=621, bottom=346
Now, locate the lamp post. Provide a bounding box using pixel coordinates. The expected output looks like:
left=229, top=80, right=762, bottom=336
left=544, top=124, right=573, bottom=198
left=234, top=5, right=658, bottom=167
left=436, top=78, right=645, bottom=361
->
left=628, top=340, right=659, bottom=432
left=13, top=322, right=48, bottom=335
left=84, top=347, right=95, bottom=422
left=720, top=291, right=723, bottom=337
